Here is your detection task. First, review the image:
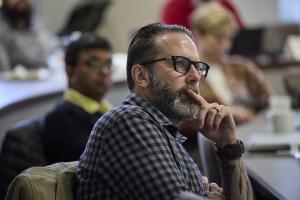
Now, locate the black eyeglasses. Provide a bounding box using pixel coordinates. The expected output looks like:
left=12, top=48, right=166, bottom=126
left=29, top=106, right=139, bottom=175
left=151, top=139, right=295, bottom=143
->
left=139, top=56, right=210, bottom=78
left=83, top=57, right=112, bottom=71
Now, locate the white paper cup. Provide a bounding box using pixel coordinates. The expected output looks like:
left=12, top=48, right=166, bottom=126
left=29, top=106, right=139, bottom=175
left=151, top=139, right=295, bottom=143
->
left=269, top=95, right=292, bottom=111
left=270, top=111, right=294, bottom=134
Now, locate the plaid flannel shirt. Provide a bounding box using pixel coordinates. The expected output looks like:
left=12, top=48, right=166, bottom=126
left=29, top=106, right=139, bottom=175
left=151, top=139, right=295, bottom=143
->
left=76, top=93, right=203, bottom=200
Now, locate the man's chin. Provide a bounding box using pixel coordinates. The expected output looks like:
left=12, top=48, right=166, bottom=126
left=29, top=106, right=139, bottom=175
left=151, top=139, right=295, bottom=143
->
left=174, top=100, right=199, bottom=118
left=177, top=95, right=196, bottom=106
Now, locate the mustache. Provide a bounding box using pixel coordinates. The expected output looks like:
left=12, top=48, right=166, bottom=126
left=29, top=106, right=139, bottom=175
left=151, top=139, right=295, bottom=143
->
left=179, top=84, right=200, bottom=96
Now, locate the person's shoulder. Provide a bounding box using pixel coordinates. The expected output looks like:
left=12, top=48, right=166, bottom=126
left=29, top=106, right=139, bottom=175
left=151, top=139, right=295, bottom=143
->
left=224, top=55, right=258, bottom=70
left=101, top=104, right=150, bottom=123
left=49, top=100, right=76, bottom=112
left=45, top=100, right=88, bottom=120
left=93, top=104, right=154, bottom=132
left=30, top=16, right=52, bottom=40
left=31, top=16, right=46, bottom=29
left=91, top=104, right=162, bottom=143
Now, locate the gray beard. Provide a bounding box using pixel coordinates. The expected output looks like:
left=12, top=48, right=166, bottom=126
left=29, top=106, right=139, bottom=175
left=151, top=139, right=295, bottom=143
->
left=148, top=73, right=199, bottom=123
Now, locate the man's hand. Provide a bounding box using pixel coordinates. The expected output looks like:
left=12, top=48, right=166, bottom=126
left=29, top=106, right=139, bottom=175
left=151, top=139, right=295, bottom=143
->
left=174, top=176, right=225, bottom=200
left=201, top=176, right=225, bottom=200
left=180, top=90, right=237, bottom=148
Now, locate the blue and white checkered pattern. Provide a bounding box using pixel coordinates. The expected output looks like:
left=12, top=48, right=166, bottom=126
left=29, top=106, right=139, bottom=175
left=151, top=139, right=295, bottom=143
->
left=76, top=93, right=203, bottom=200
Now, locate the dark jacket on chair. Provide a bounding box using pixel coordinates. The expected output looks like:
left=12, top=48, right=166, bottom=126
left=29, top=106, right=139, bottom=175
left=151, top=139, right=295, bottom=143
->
left=0, top=118, right=46, bottom=199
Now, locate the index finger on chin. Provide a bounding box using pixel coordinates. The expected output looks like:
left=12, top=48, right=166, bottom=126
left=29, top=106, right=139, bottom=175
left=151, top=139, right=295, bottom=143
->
left=186, top=90, right=208, bottom=106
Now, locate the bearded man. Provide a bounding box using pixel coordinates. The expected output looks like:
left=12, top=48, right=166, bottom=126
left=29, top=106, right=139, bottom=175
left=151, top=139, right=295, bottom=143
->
left=76, top=22, right=253, bottom=200
left=0, top=0, right=52, bottom=70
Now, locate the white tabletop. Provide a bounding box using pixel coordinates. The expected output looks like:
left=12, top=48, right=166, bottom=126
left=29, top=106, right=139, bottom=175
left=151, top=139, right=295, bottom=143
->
left=238, top=112, right=300, bottom=200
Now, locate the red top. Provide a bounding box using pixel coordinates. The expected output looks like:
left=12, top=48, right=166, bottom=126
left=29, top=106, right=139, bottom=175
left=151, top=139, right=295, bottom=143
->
left=160, top=0, right=245, bottom=30
left=220, top=0, right=245, bottom=29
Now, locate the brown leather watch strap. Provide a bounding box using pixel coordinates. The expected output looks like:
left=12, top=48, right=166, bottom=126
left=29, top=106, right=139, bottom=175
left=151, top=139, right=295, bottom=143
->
left=216, top=140, right=245, bottom=160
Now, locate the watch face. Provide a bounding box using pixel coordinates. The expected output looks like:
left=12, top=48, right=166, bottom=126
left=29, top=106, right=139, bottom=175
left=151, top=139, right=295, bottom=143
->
left=217, top=140, right=244, bottom=159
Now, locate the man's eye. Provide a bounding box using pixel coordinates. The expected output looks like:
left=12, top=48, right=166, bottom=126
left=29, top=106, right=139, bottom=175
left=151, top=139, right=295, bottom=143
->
left=87, top=59, right=102, bottom=68
left=176, top=59, right=189, bottom=69
left=176, top=60, right=184, bottom=66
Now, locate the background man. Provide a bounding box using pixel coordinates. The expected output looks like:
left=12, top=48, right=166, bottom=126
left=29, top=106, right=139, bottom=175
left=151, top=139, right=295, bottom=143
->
left=0, top=0, right=52, bottom=70
left=42, top=33, right=113, bottom=164
left=76, top=23, right=252, bottom=200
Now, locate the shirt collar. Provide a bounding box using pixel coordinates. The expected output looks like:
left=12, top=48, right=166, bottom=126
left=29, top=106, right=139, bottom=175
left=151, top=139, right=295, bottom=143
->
left=122, top=93, right=172, bottom=125
left=64, top=89, right=112, bottom=114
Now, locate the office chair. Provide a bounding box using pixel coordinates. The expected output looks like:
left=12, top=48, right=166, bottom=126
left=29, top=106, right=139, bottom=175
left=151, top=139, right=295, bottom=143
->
left=198, top=134, right=222, bottom=186
left=58, top=0, right=111, bottom=36
left=230, top=27, right=264, bottom=58
left=0, top=118, right=47, bottom=199
left=4, top=161, right=78, bottom=200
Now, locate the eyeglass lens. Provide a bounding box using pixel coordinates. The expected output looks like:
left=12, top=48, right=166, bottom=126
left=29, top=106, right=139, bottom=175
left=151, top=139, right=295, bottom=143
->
left=172, top=56, right=208, bottom=77
left=85, top=57, right=112, bottom=70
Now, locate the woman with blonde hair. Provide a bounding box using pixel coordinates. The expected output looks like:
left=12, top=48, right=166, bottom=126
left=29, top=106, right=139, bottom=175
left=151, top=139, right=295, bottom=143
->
left=190, top=2, right=270, bottom=124
left=179, top=2, right=270, bottom=182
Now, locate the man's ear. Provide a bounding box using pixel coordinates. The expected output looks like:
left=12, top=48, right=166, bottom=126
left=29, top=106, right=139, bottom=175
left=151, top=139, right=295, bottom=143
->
left=66, top=65, right=75, bottom=78
left=66, top=65, right=75, bottom=86
left=131, top=64, right=150, bottom=88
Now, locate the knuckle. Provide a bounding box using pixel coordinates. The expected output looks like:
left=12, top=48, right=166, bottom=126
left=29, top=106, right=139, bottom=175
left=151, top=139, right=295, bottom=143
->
left=200, top=105, right=209, bottom=110
left=208, top=109, right=215, bottom=114
left=210, top=182, right=218, bottom=187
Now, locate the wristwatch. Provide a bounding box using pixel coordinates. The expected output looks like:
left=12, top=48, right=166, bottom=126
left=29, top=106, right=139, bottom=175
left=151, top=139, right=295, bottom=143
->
left=216, top=140, right=245, bottom=160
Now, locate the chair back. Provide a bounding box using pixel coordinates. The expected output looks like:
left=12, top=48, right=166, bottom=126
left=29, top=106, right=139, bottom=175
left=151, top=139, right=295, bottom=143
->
left=198, top=134, right=222, bottom=186
left=4, top=161, right=78, bottom=200
left=0, top=118, right=47, bottom=199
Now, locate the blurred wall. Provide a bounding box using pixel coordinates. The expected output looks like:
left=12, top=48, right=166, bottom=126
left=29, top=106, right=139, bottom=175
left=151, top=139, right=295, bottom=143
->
left=232, top=0, right=279, bottom=27
left=98, top=0, right=165, bottom=52
left=98, top=0, right=279, bottom=52
left=38, top=0, right=80, bottom=33
left=39, top=0, right=279, bottom=52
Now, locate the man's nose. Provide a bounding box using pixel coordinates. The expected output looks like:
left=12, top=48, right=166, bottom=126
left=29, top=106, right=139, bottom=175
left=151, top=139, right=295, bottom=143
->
left=186, top=65, right=201, bottom=84
left=97, top=66, right=111, bottom=76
